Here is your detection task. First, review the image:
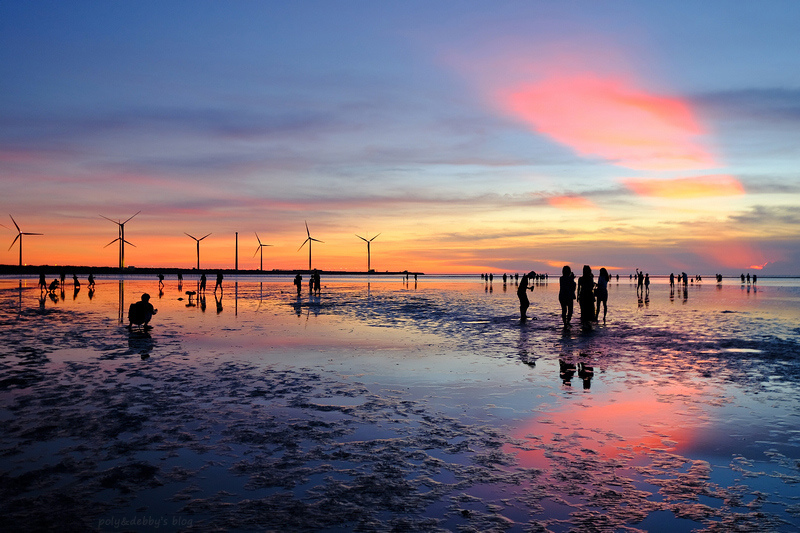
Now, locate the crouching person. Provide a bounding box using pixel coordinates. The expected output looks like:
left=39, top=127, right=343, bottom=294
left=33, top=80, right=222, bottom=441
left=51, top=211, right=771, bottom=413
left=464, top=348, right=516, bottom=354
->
left=129, top=293, right=158, bottom=329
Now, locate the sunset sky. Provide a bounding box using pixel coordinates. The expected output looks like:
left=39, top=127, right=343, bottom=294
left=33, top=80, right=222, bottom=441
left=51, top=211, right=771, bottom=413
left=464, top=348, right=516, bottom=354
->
left=2, top=1, right=799, bottom=274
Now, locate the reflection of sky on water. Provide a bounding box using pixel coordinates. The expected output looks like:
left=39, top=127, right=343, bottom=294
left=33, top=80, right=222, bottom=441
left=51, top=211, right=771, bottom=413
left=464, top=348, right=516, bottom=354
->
left=2, top=276, right=799, bottom=530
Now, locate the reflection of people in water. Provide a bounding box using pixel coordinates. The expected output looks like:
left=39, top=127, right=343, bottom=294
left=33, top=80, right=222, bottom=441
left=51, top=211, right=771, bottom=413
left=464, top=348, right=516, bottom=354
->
left=558, top=265, right=576, bottom=324
left=128, top=293, right=157, bottom=328
left=517, top=271, right=536, bottom=321
left=595, top=267, right=610, bottom=321
left=577, top=265, right=595, bottom=323
left=215, top=293, right=223, bottom=314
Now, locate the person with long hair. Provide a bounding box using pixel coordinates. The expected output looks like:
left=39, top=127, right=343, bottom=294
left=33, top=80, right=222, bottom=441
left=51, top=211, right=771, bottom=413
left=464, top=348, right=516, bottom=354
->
left=577, top=265, right=595, bottom=323
left=517, top=270, right=536, bottom=321
left=559, top=265, right=576, bottom=324
left=595, top=267, right=610, bottom=321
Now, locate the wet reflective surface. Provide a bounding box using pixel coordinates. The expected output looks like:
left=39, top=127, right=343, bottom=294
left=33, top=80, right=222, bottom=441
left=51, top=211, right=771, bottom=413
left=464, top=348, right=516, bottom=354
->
left=1, top=276, right=799, bottom=531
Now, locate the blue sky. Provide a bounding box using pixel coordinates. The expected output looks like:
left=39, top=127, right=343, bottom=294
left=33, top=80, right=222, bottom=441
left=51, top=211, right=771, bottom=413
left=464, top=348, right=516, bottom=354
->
left=1, top=1, right=799, bottom=274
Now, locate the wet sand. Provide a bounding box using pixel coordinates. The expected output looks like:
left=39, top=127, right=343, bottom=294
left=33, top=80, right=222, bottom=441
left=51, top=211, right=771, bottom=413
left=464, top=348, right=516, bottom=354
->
left=1, top=276, right=799, bottom=532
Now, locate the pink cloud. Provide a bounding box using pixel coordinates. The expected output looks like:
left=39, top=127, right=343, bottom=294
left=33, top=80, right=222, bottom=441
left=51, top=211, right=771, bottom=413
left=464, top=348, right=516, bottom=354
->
left=547, top=195, right=596, bottom=209
left=497, top=74, right=718, bottom=171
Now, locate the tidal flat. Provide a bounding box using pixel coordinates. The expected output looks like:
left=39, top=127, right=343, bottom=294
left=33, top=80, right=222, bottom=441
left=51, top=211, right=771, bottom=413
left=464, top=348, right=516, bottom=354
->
left=1, top=275, right=799, bottom=532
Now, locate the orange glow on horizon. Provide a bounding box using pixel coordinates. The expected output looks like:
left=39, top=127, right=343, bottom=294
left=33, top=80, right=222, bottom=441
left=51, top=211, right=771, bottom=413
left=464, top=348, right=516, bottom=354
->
left=499, top=74, right=717, bottom=171
left=623, top=174, right=744, bottom=198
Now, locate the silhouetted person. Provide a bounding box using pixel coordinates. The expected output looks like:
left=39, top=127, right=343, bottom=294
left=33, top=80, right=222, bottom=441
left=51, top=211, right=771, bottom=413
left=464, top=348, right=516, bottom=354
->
left=158, top=273, right=165, bottom=288
left=595, top=267, right=610, bottom=321
left=577, top=265, right=595, bottom=323
left=88, top=272, right=95, bottom=288
left=746, top=273, right=751, bottom=284
left=38, top=272, right=47, bottom=291
left=669, top=273, right=675, bottom=288
left=214, top=272, right=223, bottom=293
left=559, top=265, right=576, bottom=324
left=128, top=293, right=157, bottom=329
left=741, top=273, right=745, bottom=283
left=636, top=269, right=644, bottom=296
left=60, top=271, right=66, bottom=288
left=517, top=271, right=535, bottom=321
left=48, top=279, right=59, bottom=293
left=753, top=274, right=757, bottom=284
left=313, top=271, right=321, bottom=295
left=502, top=273, right=507, bottom=284
left=294, top=274, right=302, bottom=295
left=200, top=273, right=207, bottom=293
left=72, top=274, right=80, bottom=288
left=177, top=272, right=183, bottom=282
left=682, top=272, right=688, bottom=287
left=644, top=273, right=650, bottom=295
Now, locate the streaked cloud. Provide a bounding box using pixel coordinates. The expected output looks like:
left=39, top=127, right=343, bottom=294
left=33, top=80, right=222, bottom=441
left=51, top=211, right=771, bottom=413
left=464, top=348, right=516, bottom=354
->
left=622, top=174, right=744, bottom=198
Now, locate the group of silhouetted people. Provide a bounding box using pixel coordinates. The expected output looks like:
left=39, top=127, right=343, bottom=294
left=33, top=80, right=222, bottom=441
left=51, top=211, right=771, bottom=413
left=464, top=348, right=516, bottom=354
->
left=518, top=265, right=611, bottom=325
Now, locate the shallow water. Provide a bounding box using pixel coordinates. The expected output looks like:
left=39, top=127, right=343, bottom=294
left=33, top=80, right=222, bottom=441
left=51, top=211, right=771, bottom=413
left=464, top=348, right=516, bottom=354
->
left=1, top=276, right=799, bottom=532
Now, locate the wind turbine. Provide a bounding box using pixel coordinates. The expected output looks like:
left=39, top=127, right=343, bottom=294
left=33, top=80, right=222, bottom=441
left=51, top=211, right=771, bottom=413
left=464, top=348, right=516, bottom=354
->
left=355, top=232, right=381, bottom=272
left=185, top=232, right=211, bottom=270
left=6, top=215, right=43, bottom=267
left=298, top=221, right=323, bottom=271
left=100, top=211, right=140, bottom=270
left=253, top=233, right=272, bottom=271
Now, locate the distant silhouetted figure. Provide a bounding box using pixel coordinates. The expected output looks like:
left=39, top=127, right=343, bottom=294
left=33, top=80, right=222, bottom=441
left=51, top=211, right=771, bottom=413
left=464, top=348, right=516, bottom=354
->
left=753, top=274, right=757, bottom=284
left=746, top=273, right=751, bottom=284
left=128, top=293, right=157, bottom=329
left=313, top=271, right=321, bottom=294
left=682, top=272, right=688, bottom=287
left=38, top=272, right=47, bottom=291
left=577, top=265, right=595, bottom=323
left=502, top=273, right=507, bottom=284
left=741, top=273, right=745, bottom=283
left=517, top=271, right=535, bottom=321
left=158, top=273, right=165, bottom=288
left=559, top=265, right=576, bottom=324
left=214, top=272, right=223, bottom=293
left=669, top=273, right=675, bottom=287
left=60, top=271, right=66, bottom=288
left=644, top=273, right=650, bottom=295
left=88, top=273, right=95, bottom=288
left=72, top=274, right=80, bottom=288
left=294, top=274, right=302, bottom=295
left=636, top=269, right=644, bottom=296
left=48, top=279, right=59, bottom=293
left=595, top=267, right=610, bottom=322
left=200, top=273, right=207, bottom=293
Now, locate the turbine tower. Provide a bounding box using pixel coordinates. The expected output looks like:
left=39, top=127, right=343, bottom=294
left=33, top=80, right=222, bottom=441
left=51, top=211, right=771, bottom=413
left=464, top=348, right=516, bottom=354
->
left=355, top=233, right=380, bottom=272
left=100, top=211, right=140, bottom=271
left=185, top=232, right=211, bottom=270
left=6, top=215, right=43, bottom=267
left=298, top=221, right=323, bottom=271
left=253, top=233, right=272, bottom=271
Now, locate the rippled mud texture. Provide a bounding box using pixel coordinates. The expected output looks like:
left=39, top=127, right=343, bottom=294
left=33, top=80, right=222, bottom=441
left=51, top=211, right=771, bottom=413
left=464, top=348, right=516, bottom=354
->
left=1, top=278, right=799, bottom=532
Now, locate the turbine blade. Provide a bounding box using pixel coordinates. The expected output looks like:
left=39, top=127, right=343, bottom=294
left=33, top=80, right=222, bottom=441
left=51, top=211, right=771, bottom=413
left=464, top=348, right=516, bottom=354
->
left=199, top=233, right=211, bottom=241
left=356, top=234, right=367, bottom=242
left=298, top=238, right=310, bottom=252
left=310, top=238, right=324, bottom=243
left=253, top=247, right=261, bottom=257
left=8, top=234, right=20, bottom=250
left=22, top=232, right=43, bottom=236
left=104, top=237, right=121, bottom=248
left=123, top=239, right=136, bottom=247
left=305, top=220, right=310, bottom=237
left=9, top=215, right=20, bottom=232
left=185, top=232, right=197, bottom=240
left=255, top=232, right=262, bottom=245
left=370, top=233, right=381, bottom=241
left=99, top=214, right=119, bottom=224
left=122, top=211, right=141, bottom=224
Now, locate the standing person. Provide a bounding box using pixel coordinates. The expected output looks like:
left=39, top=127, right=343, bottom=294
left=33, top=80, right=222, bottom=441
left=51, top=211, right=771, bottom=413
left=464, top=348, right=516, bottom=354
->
left=595, top=267, right=610, bottom=321
left=577, top=265, right=595, bottom=323
left=72, top=274, right=80, bottom=288
left=517, top=271, right=536, bottom=321
left=644, top=273, right=650, bottom=295
left=38, top=272, right=47, bottom=291
left=313, top=271, right=321, bottom=295
left=293, top=274, right=302, bottom=295
left=636, top=269, right=644, bottom=296
left=214, top=272, right=223, bottom=293
left=199, top=273, right=207, bottom=293
left=87, top=272, right=95, bottom=288
left=559, top=265, right=576, bottom=324
left=158, top=273, right=165, bottom=289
